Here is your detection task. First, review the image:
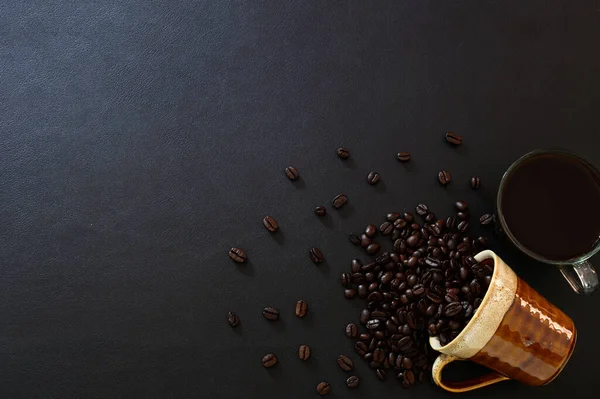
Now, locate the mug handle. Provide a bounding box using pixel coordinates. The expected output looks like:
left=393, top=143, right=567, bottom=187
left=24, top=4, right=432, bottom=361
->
left=559, top=260, right=598, bottom=295
left=431, top=353, right=509, bottom=393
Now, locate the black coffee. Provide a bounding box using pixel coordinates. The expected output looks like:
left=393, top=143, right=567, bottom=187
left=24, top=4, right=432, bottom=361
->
left=501, top=152, right=600, bottom=261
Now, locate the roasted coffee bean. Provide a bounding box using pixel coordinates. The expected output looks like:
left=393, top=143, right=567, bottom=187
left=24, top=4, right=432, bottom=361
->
left=470, top=176, right=481, bottom=189
left=355, top=341, right=368, bottom=356
left=263, top=306, right=280, bottom=321
left=341, top=273, right=351, bottom=287
left=316, top=382, right=331, bottom=396
left=445, top=132, right=463, bottom=145
left=406, top=235, right=419, bottom=248
left=446, top=216, right=457, bottom=229
left=299, top=344, right=311, bottom=360
left=367, top=243, right=381, bottom=255
left=387, top=212, right=400, bottom=221
left=348, top=233, right=361, bottom=246
left=394, top=218, right=407, bottom=229
left=351, top=259, right=362, bottom=273
left=338, top=355, right=354, bottom=371
left=228, top=247, right=247, bottom=263
left=262, top=353, right=278, bottom=368
left=315, top=206, right=327, bottom=216
left=444, top=302, right=463, bottom=317
left=425, top=212, right=435, bottom=223
left=457, top=211, right=469, bottom=221
left=309, top=247, right=324, bottom=263
left=366, top=319, right=382, bottom=330
left=262, top=216, right=279, bottom=232
left=344, top=289, right=357, bottom=299
left=346, top=323, right=358, bottom=338
left=295, top=300, right=308, bottom=318
left=360, top=233, right=372, bottom=247
left=346, top=375, right=360, bottom=388
left=227, top=311, right=239, bottom=327
left=397, top=151, right=411, bottom=162
left=402, top=212, right=414, bottom=223
left=367, top=171, right=381, bottom=185
left=376, top=368, right=387, bottom=381
left=365, top=224, right=377, bottom=237
left=380, top=221, right=394, bottom=235
left=480, top=213, right=494, bottom=226
left=337, top=147, right=350, bottom=159
left=416, top=204, right=429, bottom=216
left=412, top=284, right=425, bottom=296
left=457, top=221, right=469, bottom=233
left=402, top=356, right=413, bottom=369
left=373, top=348, right=385, bottom=363
left=455, top=201, right=468, bottom=212
left=438, top=170, right=451, bottom=185
left=285, top=166, right=299, bottom=180
left=332, top=194, right=348, bottom=209
left=404, top=369, right=416, bottom=385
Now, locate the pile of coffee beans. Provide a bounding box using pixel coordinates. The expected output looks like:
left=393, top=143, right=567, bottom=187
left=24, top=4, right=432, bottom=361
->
left=342, top=201, right=494, bottom=387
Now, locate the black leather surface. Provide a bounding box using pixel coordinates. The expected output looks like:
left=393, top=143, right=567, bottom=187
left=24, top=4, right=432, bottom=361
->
left=2, top=1, right=600, bottom=398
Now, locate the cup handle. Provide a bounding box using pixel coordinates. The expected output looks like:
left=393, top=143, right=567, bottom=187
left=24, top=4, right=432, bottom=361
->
left=431, top=353, right=509, bottom=393
left=559, top=260, right=598, bottom=295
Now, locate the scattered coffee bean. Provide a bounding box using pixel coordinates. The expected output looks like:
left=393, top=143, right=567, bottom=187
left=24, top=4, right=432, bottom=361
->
left=263, top=216, right=279, bottom=232
left=457, top=211, right=469, bottom=220
left=365, top=224, right=377, bottom=237
left=229, top=247, right=247, bottom=263
left=310, top=247, right=324, bottom=264
left=285, top=166, right=299, bottom=180
left=367, top=171, right=381, bottom=185
left=438, top=170, right=451, bottom=185
left=379, top=221, right=393, bottom=235
left=295, top=300, right=308, bottom=318
left=315, top=206, right=327, bottom=216
left=337, top=147, right=350, bottom=159
left=345, top=288, right=357, bottom=299
left=480, top=213, right=495, bottom=226
left=445, top=132, right=463, bottom=145
left=262, top=353, right=277, bottom=368
left=455, top=201, right=468, bottom=212
left=470, top=176, right=481, bottom=189
left=397, top=152, right=411, bottom=162
left=349, top=233, right=361, bottom=245
left=338, top=355, right=354, bottom=371
left=346, top=375, right=360, bottom=388
left=332, top=194, right=348, bottom=209
left=457, top=221, right=469, bottom=232
left=262, top=306, right=280, bottom=321
left=376, top=368, right=386, bottom=381
left=299, top=345, right=311, bottom=360
left=316, top=382, right=331, bottom=396
left=227, top=311, right=239, bottom=327
left=366, top=243, right=380, bottom=255
left=346, top=323, right=358, bottom=338
left=415, top=204, right=428, bottom=216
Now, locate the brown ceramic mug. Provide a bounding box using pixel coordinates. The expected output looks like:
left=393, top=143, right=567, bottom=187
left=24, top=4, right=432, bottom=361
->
left=430, top=250, right=577, bottom=392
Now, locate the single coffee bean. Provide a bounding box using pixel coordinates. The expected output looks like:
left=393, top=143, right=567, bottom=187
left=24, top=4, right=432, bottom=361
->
left=295, top=300, right=308, bottom=318
left=457, top=221, right=469, bottom=233
left=444, top=302, right=463, bottom=317
left=480, top=213, right=494, bottom=226
left=397, top=151, right=411, bottom=162
left=360, top=309, right=371, bottom=325
left=227, top=311, right=239, bottom=327
left=380, top=221, right=393, bottom=235
left=262, top=306, right=280, bottom=321
left=455, top=201, right=468, bottom=212
left=336, top=147, right=350, bottom=159
left=346, top=375, right=360, bottom=388
left=376, top=368, right=387, bottom=381
left=366, top=319, right=382, bottom=330
left=365, top=224, right=377, bottom=237
left=349, top=233, right=361, bottom=245
left=309, top=247, right=324, bottom=263
left=355, top=342, right=368, bottom=356
left=415, top=204, right=428, bottom=216
left=404, top=369, right=416, bottom=385
left=332, top=194, right=348, bottom=209
left=387, top=212, right=400, bottom=221
left=366, top=243, right=381, bottom=255
left=315, top=206, right=327, bottom=216
left=299, top=344, right=311, bottom=360
left=262, top=353, right=278, bottom=368
left=262, top=216, right=279, bottom=232
left=367, top=171, right=381, bottom=185
left=446, top=216, right=457, bottom=229
left=445, top=132, right=463, bottom=145
left=341, top=272, right=351, bottom=287
left=346, top=323, right=358, bottom=338
left=344, top=288, right=356, bottom=299
left=373, top=348, right=385, bottom=363
left=316, top=382, right=331, bottom=396
left=470, top=176, right=481, bottom=189
left=457, top=211, right=469, bottom=220
left=338, top=355, right=354, bottom=371
left=285, top=166, right=299, bottom=180
left=438, top=170, right=451, bottom=185
left=228, top=247, right=247, bottom=263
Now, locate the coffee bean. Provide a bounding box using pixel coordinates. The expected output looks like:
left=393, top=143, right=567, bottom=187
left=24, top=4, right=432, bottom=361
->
left=397, top=151, right=411, bottom=162
left=367, top=171, right=381, bottom=185
left=387, top=212, right=400, bottom=221
left=366, top=319, right=382, bottom=330
left=438, top=170, right=451, bottom=185
left=404, top=369, right=416, bottom=385
left=263, top=216, right=279, bottom=232
left=309, top=247, right=324, bottom=263
left=295, top=300, right=308, bottom=318
left=457, top=221, right=469, bottom=233
left=299, top=344, right=311, bottom=360
left=316, top=382, right=331, bottom=396
left=349, top=233, right=361, bottom=245
left=480, top=213, right=494, bottom=226
left=366, top=243, right=380, bottom=255
left=262, top=306, right=279, bottom=321
left=380, top=221, right=393, bottom=235
left=262, top=353, right=278, bottom=368
left=470, top=176, right=481, bottom=189
left=338, top=355, right=354, bottom=371
left=332, top=194, right=348, bottom=209
left=346, top=323, right=358, bottom=338
left=445, top=132, right=463, bottom=145
left=227, top=311, right=239, bottom=327
left=402, top=356, right=413, bottom=370
left=228, top=247, right=247, bottom=263
left=285, top=166, right=299, bottom=180
left=346, top=376, right=360, bottom=388
left=337, top=147, right=350, bottom=159
left=376, top=368, right=387, bottom=381
left=415, top=204, right=428, bottom=216
left=373, top=347, right=385, bottom=363
left=315, top=206, right=327, bottom=217
left=360, top=309, right=371, bottom=325
left=365, top=224, right=377, bottom=237
left=457, top=211, right=469, bottom=221
left=344, top=288, right=357, bottom=299
left=455, top=201, right=468, bottom=212
left=355, top=341, right=368, bottom=356
left=446, top=216, right=457, bottom=229
left=444, top=302, right=463, bottom=317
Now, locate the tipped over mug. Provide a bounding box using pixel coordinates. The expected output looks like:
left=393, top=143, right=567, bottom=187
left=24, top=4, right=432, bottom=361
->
left=430, top=250, right=576, bottom=393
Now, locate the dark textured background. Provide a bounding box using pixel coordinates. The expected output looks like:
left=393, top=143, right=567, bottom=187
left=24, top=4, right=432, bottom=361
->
left=2, top=1, right=600, bottom=398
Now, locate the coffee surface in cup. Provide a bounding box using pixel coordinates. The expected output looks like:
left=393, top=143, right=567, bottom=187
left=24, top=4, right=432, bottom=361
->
left=501, top=152, right=600, bottom=261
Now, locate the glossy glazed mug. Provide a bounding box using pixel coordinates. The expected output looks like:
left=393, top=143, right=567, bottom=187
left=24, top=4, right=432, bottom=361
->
left=430, top=250, right=576, bottom=393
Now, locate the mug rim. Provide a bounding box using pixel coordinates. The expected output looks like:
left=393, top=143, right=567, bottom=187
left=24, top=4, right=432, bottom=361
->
left=496, top=149, right=600, bottom=265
